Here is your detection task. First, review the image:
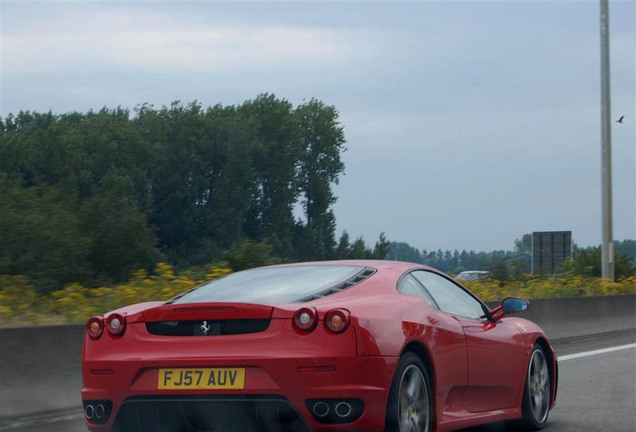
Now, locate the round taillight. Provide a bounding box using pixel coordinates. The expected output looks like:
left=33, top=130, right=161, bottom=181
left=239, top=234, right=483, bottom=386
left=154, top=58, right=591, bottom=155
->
left=86, top=317, right=104, bottom=339
left=106, top=313, right=126, bottom=336
left=325, top=309, right=350, bottom=333
left=294, top=307, right=318, bottom=332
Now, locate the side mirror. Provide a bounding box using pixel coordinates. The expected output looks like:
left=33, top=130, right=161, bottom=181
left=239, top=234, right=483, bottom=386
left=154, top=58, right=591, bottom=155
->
left=489, top=297, right=530, bottom=321
left=502, top=297, right=530, bottom=314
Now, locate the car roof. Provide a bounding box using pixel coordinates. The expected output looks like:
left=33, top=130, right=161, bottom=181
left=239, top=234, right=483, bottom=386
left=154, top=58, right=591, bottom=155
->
left=267, top=259, right=436, bottom=273
left=220, top=260, right=447, bottom=304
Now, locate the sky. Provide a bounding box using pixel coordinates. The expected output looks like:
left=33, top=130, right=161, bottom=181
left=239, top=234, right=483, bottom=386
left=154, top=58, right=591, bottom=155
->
left=1, top=0, right=634, bottom=252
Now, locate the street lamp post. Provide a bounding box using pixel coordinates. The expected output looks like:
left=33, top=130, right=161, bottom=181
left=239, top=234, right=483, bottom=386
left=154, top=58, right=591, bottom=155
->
left=600, top=0, right=614, bottom=280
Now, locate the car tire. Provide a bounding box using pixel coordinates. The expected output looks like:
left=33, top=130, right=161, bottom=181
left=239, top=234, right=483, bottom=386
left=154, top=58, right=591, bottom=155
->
left=385, top=352, right=433, bottom=432
left=506, top=344, right=551, bottom=431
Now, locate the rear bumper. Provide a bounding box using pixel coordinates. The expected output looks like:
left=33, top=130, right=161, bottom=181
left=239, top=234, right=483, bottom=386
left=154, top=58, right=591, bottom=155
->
left=111, top=395, right=311, bottom=432
left=82, top=322, right=397, bottom=431
left=83, top=356, right=396, bottom=432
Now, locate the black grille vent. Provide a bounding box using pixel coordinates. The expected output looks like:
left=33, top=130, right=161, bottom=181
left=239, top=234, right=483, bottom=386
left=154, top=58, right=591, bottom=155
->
left=146, top=319, right=270, bottom=336
left=297, top=267, right=376, bottom=302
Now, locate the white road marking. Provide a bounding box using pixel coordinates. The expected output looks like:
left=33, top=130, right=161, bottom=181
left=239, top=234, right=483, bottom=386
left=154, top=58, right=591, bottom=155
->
left=558, top=343, right=636, bottom=362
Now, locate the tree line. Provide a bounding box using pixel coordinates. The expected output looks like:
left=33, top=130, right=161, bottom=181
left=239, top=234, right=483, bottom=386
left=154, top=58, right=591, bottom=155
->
left=2, top=94, right=630, bottom=294
left=0, top=95, right=388, bottom=293
left=387, top=237, right=635, bottom=280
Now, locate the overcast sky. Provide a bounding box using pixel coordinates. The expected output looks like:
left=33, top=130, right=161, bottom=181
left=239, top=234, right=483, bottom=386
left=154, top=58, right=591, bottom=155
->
left=1, top=0, right=634, bottom=252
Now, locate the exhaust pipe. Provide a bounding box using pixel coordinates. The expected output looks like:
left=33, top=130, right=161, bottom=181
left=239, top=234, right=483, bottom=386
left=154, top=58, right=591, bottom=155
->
left=95, top=404, right=105, bottom=419
left=312, top=402, right=329, bottom=418
left=335, top=402, right=352, bottom=418
left=84, top=404, right=95, bottom=420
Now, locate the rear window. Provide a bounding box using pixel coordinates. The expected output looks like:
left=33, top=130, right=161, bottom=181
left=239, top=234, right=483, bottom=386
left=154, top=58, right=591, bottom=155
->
left=170, top=265, right=367, bottom=305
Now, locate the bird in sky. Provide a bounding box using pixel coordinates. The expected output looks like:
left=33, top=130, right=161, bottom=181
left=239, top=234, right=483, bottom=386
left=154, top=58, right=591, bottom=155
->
left=616, top=115, right=624, bottom=123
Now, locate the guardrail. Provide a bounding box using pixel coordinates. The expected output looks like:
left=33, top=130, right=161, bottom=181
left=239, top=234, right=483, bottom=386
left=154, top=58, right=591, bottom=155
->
left=1, top=325, right=84, bottom=419
left=486, top=295, right=636, bottom=340
left=1, top=295, right=634, bottom=420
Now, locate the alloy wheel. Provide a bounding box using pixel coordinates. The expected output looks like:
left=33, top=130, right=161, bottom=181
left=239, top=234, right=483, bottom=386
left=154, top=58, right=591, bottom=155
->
left=398, top=364, right=430, bottom=432
left=528, top=349, right=550, bottom=424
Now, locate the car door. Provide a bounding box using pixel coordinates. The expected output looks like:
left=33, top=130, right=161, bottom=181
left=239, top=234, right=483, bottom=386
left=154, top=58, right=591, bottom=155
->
left=411, top=270, right=527, bottom=413
left=397, top=274, right=469, bottom=416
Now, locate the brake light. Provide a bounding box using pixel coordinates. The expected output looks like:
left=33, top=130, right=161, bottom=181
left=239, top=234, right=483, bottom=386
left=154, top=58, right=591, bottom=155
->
left=294, top=307, right=318, bottom=332
left=325, top=309, right=350, bottom=333
left=106, top=313, right=126, bottom=336
left=86, top=317, right=104, bottom=339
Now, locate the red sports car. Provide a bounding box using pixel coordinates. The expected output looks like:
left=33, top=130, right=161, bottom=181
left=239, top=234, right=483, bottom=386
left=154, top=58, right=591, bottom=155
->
left=82, top=260, right=557, bottom=432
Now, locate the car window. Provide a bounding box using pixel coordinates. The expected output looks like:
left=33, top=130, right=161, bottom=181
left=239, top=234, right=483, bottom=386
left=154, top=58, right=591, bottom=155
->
left=411, top=270, right=485, bottom=320
left=397, top=274, right=437, bottom=307
left=171, top=265, right=366, bottom=304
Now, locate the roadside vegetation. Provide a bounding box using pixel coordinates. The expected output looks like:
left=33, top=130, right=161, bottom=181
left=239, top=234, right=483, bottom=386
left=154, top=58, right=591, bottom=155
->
left=388, top=238, right=636, bottom=280
left=0, top=263, right=231, bottom=326
left=0, top=262, right=634, bottom=327
left=1, top=97, right=634, bottom=327
left=0, top=95, right=388, bottom=295
left=462, top=275, right=635, bottom=302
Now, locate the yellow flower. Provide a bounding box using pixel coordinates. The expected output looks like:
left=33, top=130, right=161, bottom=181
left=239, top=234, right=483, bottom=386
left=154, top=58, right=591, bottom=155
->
left=2, top=265, right=633, bottom=326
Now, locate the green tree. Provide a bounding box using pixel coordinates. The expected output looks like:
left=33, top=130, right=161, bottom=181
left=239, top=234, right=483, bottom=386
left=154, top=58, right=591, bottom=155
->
left=0, top=96, right=385, bottom=289
left=239, top=94, right=299, bottom=257
left=513, top=233, right=532, bottom=273
left=486, top=253, right=510, bottom=281
left=79, top=193, right=162, bottom=283
left=615, top=240, right=636, bottom=267
left=372, top=233, right=391, bottom=259
left=335, top=231, right=352, bottom=260
left=294, top=99, right=346, bottom=260
left=0, top=185, right=91, bottom=292
left=332, top=231, right=390, bottom=260
left=387, top=242, right=424, bottom=263
left=222, top=239, right=280, bottom=272
left=569, top=247, right=635, bottom=279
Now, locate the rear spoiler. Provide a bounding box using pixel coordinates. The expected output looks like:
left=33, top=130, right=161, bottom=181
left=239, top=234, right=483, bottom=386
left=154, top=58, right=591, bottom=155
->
left=142, top=303, right=275, bottom=322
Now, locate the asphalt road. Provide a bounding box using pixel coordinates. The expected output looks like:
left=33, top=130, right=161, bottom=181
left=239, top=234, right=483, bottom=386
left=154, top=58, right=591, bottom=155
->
left=4, top=332, right=635, bottom=432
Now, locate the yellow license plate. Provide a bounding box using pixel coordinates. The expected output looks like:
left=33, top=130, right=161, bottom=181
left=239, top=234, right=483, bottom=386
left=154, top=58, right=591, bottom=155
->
left=158, top=368, right=245, bottom=390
